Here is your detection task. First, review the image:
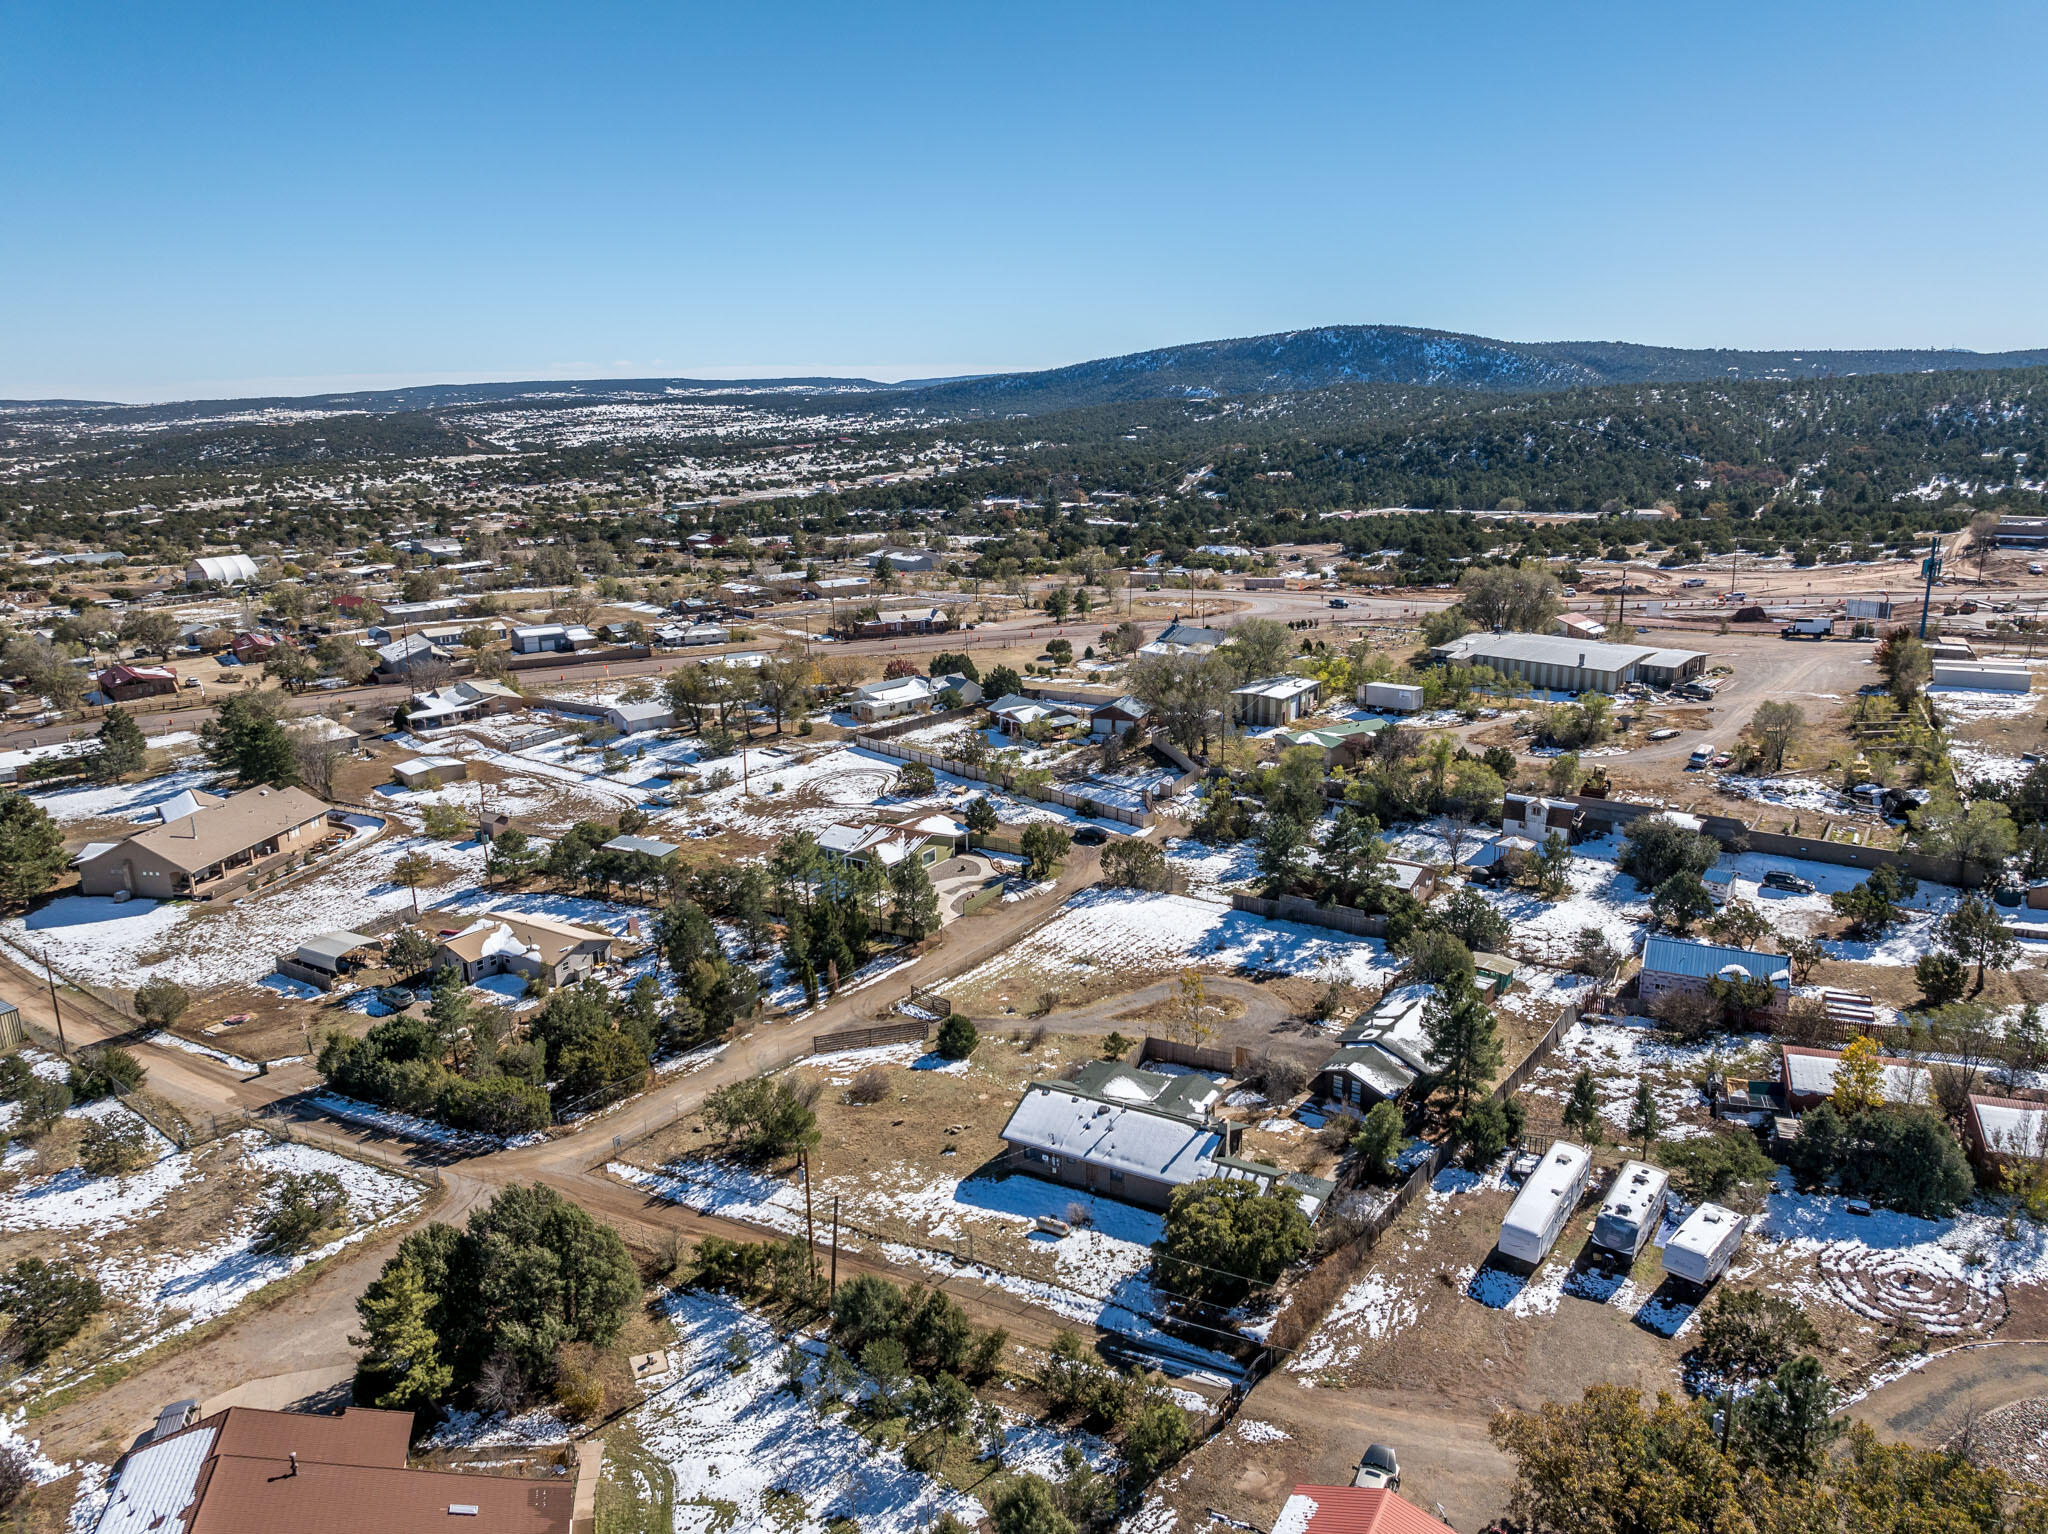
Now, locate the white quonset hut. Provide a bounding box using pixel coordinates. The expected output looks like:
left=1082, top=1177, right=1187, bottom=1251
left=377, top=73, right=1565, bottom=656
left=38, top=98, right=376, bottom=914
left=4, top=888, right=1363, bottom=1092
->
left=186, top=552, right=261, bottom=586
left=1497, top=1141, right=1592, bottom=1267
left=1662, top=1203, right=1747, bottom=1287
left=1591, top=1160, right=1670, bottom=1261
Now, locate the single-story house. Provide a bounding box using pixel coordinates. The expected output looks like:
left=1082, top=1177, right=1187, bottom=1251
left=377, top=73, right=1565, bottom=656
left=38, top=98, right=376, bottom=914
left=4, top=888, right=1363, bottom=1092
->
left=230, top=631, right=281, bottom=664
left=849, top=674, right=943, bottom=723
left=85, top=1405, right=570, bottom=1534
left=868, top=549, right=938, bottom=573
left=374, top=633, right=451, bottom=679
left=405, top=679, right=524, bottom=732
left=1780, top=1043, right=1932, bottom=1111
left=511, top=623, right=598, bottom=654
left=818, top=812, right=963, bottom=871
left=929, top=672, right=982, bottom=707
left=1232, top=674, right=1322, bottom=727
left=150, top=786, right=226, bottom=824
left=75, top=785, right=331, bottom=899
left=987, top=693, right=1085, bottom=738
left=1137, top=619, right=1227, bottom=658
left=1638, top=936, right=1791, bottom=1016
left=392, top=755, right=468, bottom=789
left=1001, top=1060, right=1332, bottom=1216
left=434, top=912, right=615, bottom=988
left=96, top=663, right=179, bottom=703
left=1503, top=793, right=1582, bottom=844
left=1964, top=1092, right=2048, bottom=1169
left=1382, top=858, right=1436, bottom=901
left=808, top=575, right=872, bottom=597
left=852, top=607, right=952, bottom=638
left=682, top=624, right=731, bottom=646
left=1272, top=1485, right=1455, bottom=1534
left=1274, top=717, right=1387, bottom=767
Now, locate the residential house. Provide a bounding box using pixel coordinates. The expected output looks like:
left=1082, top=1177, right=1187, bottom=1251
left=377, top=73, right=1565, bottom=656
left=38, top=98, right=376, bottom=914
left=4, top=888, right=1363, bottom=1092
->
left=868, top=549, right=939, bottom=573
left=818, top=812, right=963, bottom=871
left=1137, top=618, right=1227, bottom=658
left=852, top=606, right=951, bottom=638
left=149, top=787, right=225, bottom=823
left=85, top=1404, right=569, bottom=1534
left=1502, top=793, right=1582, bottom=844
left=1639, top=937, right=1791, bottom=1017
left=1964, top=1092, right=2048, bottom=1169
left=403, top=679, right=524, bottom=733
left=1313, top=985, right=1438, bottom=1117
left=1779, top=1043, right=1932, bottom=1111
left=434, top=911, right=615, bottom=988
left=229, top=631, right=280, bottom=665
left=406, top=537, right=465, bottom=561
left=1381, top=859, right=1436, bottom=901
left=95, top=663, right=179, bottom=703
left=1001, top=1060, right=1332, bottom=1215
left=604, top=699, right=674, bottom=734
left=929, top=673, right=983, bottom=707
left=1270, top=1485, right=1455, bottom=1534
left=1553, top=611, right=1606, bottom=641
left=849, top=674, right=943, bottom=723
left=601, top=833, right=680, bottom=862
left=1232, top=674, right=1322, bottom=727
left=987, top=693, right=1084, bottom=738
left=374, top=633, right=451, bottom=680
left=510, top=623, right=598, bottom=654
left=74, top=786, right=331, bottom=899
left=1274, top=717, right=1387, bottom=768
left=809, top=575, right=871, bottom=597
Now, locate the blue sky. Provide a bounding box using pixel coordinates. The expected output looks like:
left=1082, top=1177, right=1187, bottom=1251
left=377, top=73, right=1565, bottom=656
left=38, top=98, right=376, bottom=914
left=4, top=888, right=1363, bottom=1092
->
left=6, top=1, right=2046, bottom=401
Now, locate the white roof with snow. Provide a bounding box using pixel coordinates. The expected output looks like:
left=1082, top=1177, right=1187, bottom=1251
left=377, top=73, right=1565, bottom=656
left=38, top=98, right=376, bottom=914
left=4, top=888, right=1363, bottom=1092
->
left=1974, top=1099, right=2048, bottom=1158
left=1001, top=1081, right=1226, bottom=1185
left=94, top=1421, right=217, bottom=1534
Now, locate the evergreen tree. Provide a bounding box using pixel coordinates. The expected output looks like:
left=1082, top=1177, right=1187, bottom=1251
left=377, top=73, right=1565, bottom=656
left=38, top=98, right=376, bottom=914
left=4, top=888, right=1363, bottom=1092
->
left=0, top=797, right=67, bottom=906
left=888, top=855, right=941, bottom=941
left=86, top=706, right=147, bottom=783
left=1627, top=1078, right=1662, bottom=1153
left=1562, top=1065, right=1604, bottom=1145
left=351, top=1255, right=453, bottom=1413
left=1423, top=972, right=1502, bottom=1108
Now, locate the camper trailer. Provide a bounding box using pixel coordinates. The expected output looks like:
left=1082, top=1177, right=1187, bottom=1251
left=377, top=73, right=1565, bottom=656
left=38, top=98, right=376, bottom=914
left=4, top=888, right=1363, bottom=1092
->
left=1497, top=1142, right=1592, bottom=1267
left=1591, top=1161, right=1670, bottom=1261
left=1662, top=1203, right=1747, bottom=1287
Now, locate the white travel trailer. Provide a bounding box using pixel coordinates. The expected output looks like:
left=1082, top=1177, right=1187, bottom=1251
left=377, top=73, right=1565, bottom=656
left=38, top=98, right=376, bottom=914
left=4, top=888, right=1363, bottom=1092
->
left=1497, top=1141, right=1592, bottom=1267
left=1662, top=1202, right=1747, bottom=1287
left=1591, top=1161, right=1670, bottom=1261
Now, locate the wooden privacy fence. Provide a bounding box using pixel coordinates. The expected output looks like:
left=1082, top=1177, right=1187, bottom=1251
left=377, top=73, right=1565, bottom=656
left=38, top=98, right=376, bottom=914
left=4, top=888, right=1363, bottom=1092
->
left=1139, top=1037, right=1249, bottom=1074
left=810, top=1018, right=932, bottom=1055
left=853, top=736, right=1155, bottom=827
left=1229, top=892, right=1388, bottom=939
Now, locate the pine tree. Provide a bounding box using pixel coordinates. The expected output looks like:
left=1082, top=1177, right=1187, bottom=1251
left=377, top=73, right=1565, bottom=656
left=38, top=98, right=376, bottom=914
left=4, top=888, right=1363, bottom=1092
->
left=1562, top=1066, right=1604, bottom=1145
left=0, top=797, right=68, bottom=907
left=351, top=1256, right=452, bottom=1412
left=87, top=706, right=148, bottom=783
left=1628, top=1079, right=1663, bottom=1153
left=1423, top=973, right=1502, bottom=1108
left=888, top=856, right=941, bottom=942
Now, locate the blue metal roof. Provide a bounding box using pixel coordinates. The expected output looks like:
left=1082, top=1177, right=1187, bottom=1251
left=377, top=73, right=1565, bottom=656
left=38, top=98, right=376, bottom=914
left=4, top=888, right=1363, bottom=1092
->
left=1642, top=936, right=1790, bottom=987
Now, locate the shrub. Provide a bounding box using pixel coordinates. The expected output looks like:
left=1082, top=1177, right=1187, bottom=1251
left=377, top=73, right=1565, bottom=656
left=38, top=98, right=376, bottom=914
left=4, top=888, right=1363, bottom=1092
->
left=1155, top=1178, right=1314, bottom=1305
left=134, top=977, right=191, bottom=1029
left=0, top=1054, right=33, bottom=1100
left=1617, top=816, right=1720, bottom=891
left=830, top=1273, right=907, bottom=1354
left=935, top=1014, right=978, bottom=1060
left=1790, top=1103, right=1974, bottom=1217
left=1459, top=1094, right=1525, bottom=1169
left=1101, top=837, right=1170, bottom=891
left=1396, top=928, right=1473, bottom=987
left=704, top=1076, right=820, bottom=1161
left=897, top=761, right=936, bottom=796
left=1915, top=951, right=1967, bottom=1008
left=0, top=1440, right=28, bottom=1515
left=845, top=1067, right=890, bottom=1105
left=78, top=1115, right=155, bottom=1177
left=255, top=1170, right=349, bottom=1255
left=1657, top=1129, right=1776, bottom=1204
left=68, top=1045, right=144, bottom=1102
left=1433, top=887, right=1510, bottom=953
left=1350, top=1101, right=1403, bottom=1183
left=0, top=1258, right=103, bottom=1366
left=10, top=1076, right=70, bottom=1138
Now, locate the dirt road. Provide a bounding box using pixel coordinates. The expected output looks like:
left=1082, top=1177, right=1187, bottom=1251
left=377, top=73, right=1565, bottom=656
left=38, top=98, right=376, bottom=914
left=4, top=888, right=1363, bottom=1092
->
left=1848, top=1342, right=2048, bottom=1448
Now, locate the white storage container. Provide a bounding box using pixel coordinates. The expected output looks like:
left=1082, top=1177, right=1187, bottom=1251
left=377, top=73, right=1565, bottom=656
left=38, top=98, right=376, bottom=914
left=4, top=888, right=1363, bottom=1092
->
left=1361, top=681, right=1424, bottom=713
left=1497, top=1141, right=1592, bottom=1267
left=1591, top=1160, right=1670, bottom=1261
left=1662, top=1202, right=1746, bottom=1286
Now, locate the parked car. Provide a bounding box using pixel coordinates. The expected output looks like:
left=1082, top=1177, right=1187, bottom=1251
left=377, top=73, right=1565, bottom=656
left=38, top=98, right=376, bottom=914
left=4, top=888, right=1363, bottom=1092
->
left=1761, top=870, right=1816, bottom=894
left=375, top=986, right=418, bottom=1011
left=1687, top=747, right=1714, bottom=768
left=1712, top=753, right=1732, bottom=767
left=1353, top=1444, right=1400, bottom=1491
left=1328, top=597, right=1349, bottom=608
left=1562, top=586, right=1577, bottom=596
left=1682, top=577, right=1707, bottom=587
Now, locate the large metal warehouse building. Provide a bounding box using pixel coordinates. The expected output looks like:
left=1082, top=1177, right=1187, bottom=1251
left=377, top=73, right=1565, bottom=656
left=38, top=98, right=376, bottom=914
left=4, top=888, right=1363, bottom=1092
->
left=1429, top=631, right=1707, bottom=693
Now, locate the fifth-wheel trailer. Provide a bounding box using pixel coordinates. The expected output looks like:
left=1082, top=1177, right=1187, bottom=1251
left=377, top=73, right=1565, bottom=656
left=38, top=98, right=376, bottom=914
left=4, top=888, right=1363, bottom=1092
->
left=1497, top=1141, right=1592, bottom=1267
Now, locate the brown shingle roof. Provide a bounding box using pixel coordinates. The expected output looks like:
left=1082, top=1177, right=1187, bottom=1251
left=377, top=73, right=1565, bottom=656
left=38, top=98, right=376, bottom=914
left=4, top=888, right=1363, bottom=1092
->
left=100, top=786, right=329, bottom=875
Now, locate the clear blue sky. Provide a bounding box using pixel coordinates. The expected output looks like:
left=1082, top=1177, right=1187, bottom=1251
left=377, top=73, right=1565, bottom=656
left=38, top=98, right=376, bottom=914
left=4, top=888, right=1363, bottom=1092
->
left=6, top=1, right=2046, bottom=401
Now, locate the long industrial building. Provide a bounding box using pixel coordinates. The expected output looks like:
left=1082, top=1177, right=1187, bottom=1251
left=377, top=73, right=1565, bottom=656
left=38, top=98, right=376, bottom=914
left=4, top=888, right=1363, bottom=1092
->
left=1429, top=631, right=1707, bottom=694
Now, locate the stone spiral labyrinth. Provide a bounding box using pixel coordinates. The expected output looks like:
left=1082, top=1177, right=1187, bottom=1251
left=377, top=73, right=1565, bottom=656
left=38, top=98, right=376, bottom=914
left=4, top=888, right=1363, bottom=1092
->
left=1816, top=1242, right=2008, bottom=1336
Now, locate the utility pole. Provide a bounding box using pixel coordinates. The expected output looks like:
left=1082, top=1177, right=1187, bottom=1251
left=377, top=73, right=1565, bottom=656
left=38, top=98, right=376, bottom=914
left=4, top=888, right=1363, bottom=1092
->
left=39, top=946, right=67, bottom=1054
left=830, top=1194, right=840, bottom=1299
left=801, top=1148, right=817, bottom=1291
left=1919, top=531, right=1942, bottom=640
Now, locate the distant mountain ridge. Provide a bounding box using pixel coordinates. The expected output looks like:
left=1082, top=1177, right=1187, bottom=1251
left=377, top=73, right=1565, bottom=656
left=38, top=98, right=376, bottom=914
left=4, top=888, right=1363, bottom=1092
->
left=10, top=324, right=2048, bottom=424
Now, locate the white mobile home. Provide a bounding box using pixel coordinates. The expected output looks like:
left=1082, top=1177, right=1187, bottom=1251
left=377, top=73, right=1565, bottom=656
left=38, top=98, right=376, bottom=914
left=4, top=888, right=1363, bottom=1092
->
left=1662, top=1203, right=1747, bottom=1287
left=1497, top=1141, right=1592, bottom=1267
left=1591, top=1160, right=1670, bottom=1261
left=1359, top=680, right=1424, bottom=714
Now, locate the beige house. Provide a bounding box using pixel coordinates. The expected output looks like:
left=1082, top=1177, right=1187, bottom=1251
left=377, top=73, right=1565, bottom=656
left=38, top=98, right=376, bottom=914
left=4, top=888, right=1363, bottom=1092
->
left=75, top=786, right=331, bottom=899
left=434, top=912, right=615, bottom=987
